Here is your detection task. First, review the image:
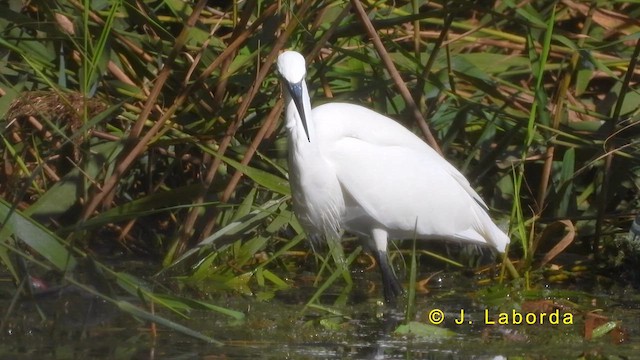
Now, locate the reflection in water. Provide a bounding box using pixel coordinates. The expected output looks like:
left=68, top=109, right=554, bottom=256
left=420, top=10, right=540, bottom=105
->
left=2, top=262, right=640, bottom=359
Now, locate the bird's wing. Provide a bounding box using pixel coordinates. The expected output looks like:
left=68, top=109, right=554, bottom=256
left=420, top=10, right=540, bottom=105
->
left=313, top=103, right=488, bottom=209
left=327, top=137, right=486, bottom=240
left=427, top=150, right=489, bottom=210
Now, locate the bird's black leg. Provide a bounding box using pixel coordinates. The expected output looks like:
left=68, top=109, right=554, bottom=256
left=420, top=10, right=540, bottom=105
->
left=374, top=249, right=404, bottom=305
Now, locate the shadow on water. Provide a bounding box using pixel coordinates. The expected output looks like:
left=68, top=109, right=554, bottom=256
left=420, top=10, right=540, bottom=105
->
left=2, top=261, right=640, bottom=360
left=0, top=286, right=146, bottom=358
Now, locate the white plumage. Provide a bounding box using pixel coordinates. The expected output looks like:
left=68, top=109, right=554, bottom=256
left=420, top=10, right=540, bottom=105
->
left=277, top=50, right=509, bottom=303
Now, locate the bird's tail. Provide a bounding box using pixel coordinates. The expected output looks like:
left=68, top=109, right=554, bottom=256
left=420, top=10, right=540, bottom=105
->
left=473, top=206, right=510, bottom=253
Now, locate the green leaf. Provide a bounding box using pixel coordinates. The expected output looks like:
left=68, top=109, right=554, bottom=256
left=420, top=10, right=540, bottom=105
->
left=169, top=198, right=287, bottom=266
left=152, top=294, right=245, bottom=321
left=115, top=271, right=245, bottom=321
left=233, top=187, right=256, bottom=222
left=260, top=268, right=289, bottom=289
left=503, top=0, right=546, bottom=27
left=235, top=236, right=268, bottom=267
left=319, top=317, right=343, bottom=331
left=591, top=321, right=618, bottom=339
left=575, top=67, right=592, bottom=97
left=25, top=170, right=84, bottom=221
left=0, top=198, right=77, bottom=272
left=457, top=53, right=529, bottom=74
left=199, top=145, right=290, bottom=195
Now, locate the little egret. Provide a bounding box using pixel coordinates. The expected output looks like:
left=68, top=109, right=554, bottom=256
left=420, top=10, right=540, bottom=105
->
left=277, top=50, right=509, bottom=304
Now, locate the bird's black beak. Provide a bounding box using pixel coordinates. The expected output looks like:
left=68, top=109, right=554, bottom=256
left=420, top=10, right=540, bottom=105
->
left=285, top=81, right=311, bottom=142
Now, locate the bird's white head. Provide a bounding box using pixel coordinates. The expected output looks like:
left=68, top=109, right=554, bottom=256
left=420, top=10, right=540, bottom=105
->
left=277, top=51, right=311, bottom=142
left=277, top=51, right=306, bottom=84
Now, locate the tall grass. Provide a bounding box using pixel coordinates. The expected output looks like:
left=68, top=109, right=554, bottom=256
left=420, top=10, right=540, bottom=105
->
left=1, top=0, right=639, bottom=337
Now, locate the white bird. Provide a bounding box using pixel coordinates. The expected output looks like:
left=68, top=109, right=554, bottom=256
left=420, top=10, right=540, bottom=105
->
left=277, top=50, right=509, bottom=304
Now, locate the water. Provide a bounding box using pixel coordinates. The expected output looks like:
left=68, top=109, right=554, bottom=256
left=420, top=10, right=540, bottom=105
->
left=2, top=263, right=640, bottom=359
